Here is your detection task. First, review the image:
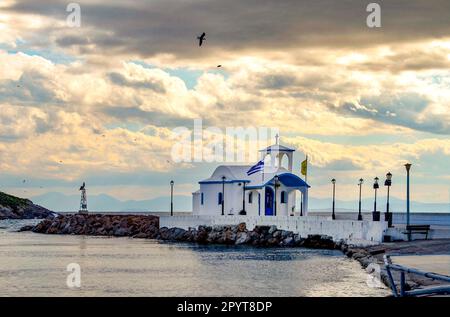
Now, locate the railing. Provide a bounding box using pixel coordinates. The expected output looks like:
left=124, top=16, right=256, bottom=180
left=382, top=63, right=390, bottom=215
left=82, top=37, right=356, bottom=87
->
left=384, top=255, right=450, bottom=297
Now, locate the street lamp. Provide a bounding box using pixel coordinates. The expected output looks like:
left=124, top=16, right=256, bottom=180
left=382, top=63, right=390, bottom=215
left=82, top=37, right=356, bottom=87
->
left=405, top=163, right=412, bottom=241
left=240, top=182, right=246, bottom=215
left=331, top=178, right=336, bottom=220
left=385, top=172, right=393, bottom=227
left=373, top=177, right=380, bottom=221
left=221, top=176, right=226, bottom=216
left=170, top=180, right=174, bottom=216
left=274, top=175, right=279, bottom=216
left=358, top=178, right=363, bottom=221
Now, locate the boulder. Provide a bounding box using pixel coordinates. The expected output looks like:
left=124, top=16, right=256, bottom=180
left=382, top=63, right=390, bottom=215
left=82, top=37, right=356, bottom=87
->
left=282, top=236, right=295, bottom=246
left=18, top=225, right=34, bottom=232
left=268, top=225, right=277, bottom=235
left=237, top=222, right=246, bottom=232
left=235, top=232, right=250, bottom=245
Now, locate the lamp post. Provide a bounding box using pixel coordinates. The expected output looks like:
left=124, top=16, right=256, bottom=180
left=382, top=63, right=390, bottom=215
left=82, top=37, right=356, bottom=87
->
left=300, top=191, right=303, bottom=217
left=242, top=182, right=246, bottom=215
left=221, top=176, right=226, bottom=216
left=373, top=177, right=380, bottom=221
left=358, top=178, right=363, bottom=221
left=405, top=163, right=412, bottom=241
left=170, top=180, right=174, bottom=216
left=274, top=175, right=279, bottom=216
left=331, top=178, right=336, bottom=220
left=384, top=172, right=392, bottom=227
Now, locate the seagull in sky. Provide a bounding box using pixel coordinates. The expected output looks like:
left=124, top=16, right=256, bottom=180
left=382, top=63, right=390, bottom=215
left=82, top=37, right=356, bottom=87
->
left=197, top=32, right=206, bottom=46
left=217, top=65, right=222, bottom=68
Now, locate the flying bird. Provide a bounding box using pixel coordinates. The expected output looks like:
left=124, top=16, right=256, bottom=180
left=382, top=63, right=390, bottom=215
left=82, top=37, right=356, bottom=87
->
left=79, top=182, right=85, bottom=191
left=197, top=32, right=206, bottom=46
left=217, top=65, right=222, bottom=68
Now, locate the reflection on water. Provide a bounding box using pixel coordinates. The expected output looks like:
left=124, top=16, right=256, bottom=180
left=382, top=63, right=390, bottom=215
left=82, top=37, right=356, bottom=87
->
left=0, top=220, right=388, bottom=297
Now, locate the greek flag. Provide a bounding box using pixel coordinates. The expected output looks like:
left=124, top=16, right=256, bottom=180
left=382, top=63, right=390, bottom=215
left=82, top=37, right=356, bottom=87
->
left=247, top=160, right=264, bottom=176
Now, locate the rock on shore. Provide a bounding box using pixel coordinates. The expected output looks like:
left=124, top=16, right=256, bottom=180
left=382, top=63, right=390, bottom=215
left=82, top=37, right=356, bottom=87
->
left=31, top=214, right=159, bottom=238
left=158, top=223, right=338, bottom=249
left=0, top=191, right=55, bottom=220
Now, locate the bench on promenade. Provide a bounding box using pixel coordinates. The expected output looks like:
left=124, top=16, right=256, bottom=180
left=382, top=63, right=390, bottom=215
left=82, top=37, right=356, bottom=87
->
left=404, top=225, right=431, bottom=240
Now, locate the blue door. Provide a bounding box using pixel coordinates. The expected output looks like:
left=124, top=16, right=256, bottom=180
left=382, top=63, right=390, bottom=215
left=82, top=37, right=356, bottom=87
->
left=265, top=188, right=274, bottom=216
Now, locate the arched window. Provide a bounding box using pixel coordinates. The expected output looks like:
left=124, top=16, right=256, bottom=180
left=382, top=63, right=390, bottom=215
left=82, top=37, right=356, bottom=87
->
left=280, top=191, right=287, bottom=204
left=201, top=193, right=204, bottom=205
left=248, top=192, right=253, bottom=204
left=218, top=192, right=223, bottom=205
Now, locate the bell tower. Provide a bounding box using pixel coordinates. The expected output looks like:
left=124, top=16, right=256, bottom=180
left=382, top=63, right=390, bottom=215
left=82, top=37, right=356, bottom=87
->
left=259, top=134, right=295, bottom=172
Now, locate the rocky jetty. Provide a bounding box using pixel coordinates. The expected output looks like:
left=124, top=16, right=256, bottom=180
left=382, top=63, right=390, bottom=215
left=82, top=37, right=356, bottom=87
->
left=157, top=223, right=338, bottom=249
left=27, top=214, right=338, bottom=249
left=0, top=191, right=55, bottom=220
left=31, top=214, right=159, bottom=238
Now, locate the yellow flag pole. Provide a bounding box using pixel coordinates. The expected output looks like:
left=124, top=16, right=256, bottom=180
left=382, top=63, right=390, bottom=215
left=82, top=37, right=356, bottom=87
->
left=305, top=154, right=308, bottom=182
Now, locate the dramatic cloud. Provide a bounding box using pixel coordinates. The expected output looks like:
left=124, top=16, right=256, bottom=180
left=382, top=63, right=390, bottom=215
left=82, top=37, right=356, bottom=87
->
left=0, top=0, right=449, bottom=205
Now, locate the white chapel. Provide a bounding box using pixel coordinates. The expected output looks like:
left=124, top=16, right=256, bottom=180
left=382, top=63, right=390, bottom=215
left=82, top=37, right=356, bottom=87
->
left=192, top=141, right=310, bottom=217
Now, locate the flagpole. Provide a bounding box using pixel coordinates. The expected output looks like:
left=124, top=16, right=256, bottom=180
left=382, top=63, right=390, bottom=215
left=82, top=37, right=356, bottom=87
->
left=305, top=154, right=308, bottom=182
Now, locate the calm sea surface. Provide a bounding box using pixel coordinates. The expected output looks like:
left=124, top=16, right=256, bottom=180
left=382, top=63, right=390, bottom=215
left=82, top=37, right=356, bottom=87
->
left=0, top=220, right=388, bottom=297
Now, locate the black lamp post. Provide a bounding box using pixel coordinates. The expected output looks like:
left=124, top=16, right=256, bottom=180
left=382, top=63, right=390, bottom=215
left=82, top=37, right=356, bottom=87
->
left=241, top=182, right=246, bottom=215
left=170, top=180, right=174, bottom=216
left=358, top=178, right=363, bottom=221
left=331, top=178, right=336, bottom=220
left=384, top=172, right=392, bottom=227
left=274, top=175, right=279, bottom=216
left=405, top=163, right=412, bottom=241
left=373, top=177, right=380, bottom=221
left=300, top=191, right=303, bottom=217
left=221, top=176, right=226, bottom=216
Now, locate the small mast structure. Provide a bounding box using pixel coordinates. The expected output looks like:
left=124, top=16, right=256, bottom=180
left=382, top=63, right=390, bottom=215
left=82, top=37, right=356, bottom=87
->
left=79, top=182, right=88, bottom=214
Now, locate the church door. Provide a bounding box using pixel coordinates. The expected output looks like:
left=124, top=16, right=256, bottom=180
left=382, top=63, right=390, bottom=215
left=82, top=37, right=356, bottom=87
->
left=265, top=187, right=274, bottom=216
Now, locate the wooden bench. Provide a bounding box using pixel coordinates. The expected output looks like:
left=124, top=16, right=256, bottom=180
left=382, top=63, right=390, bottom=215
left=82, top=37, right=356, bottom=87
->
left=404, top=225, right=431, bottom=239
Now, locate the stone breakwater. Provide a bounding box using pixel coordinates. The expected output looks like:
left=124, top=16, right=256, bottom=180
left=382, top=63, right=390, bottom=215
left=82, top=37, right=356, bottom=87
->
left=28, top=214, right=338, bottom=249
left=31, top=214, right=159, bottom=238
left=157, top=223, right=339, bottom=249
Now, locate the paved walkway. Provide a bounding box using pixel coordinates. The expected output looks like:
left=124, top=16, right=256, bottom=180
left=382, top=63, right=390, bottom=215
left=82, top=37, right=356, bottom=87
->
left=391, top=255, right=450, bottom=276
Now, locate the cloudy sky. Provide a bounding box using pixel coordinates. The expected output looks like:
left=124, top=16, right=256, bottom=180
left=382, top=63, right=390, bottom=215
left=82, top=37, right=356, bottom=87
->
left=0, top=0, right=449, bottom=210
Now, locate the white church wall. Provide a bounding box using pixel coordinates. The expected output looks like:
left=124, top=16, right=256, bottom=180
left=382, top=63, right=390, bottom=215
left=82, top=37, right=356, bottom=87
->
left=245, top=190, right=262, bottom=216
left=199, top=182, right=249, bottom=216
left=159, top=215, right=388, bottom=244
left=192, top=192, right=200, bottom=215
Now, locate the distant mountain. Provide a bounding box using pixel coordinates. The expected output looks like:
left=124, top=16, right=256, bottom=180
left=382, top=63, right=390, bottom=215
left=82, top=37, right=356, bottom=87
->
left=31, top=192, right=191, bottom=212
left=31, top=192, right=450, bottom=213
